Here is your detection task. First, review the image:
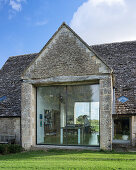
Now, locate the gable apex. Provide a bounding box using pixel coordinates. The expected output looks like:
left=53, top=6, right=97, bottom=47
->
left=60, top=22, right=112, bottom=71
left=22, top=22, right=112, bottom=79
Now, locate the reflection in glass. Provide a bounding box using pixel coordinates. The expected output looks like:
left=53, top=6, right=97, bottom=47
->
left=37, top=84, right=99, bottom=146
left=66, top=85, right=99, bottom=145
left=37, top=86, right=66, bottom=144
left=114, top=118, right=130, bottom=141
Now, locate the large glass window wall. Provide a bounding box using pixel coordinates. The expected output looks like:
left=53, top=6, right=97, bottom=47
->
left=37, top=84, right=99, bottom=146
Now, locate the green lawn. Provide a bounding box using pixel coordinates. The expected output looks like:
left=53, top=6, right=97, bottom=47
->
left=0, top=149, right=136, bottom=170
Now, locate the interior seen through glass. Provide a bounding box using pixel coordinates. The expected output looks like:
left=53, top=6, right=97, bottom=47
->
left=37, top=84, right=99, bottom=146
left=114, top=118, right=130, bottom=141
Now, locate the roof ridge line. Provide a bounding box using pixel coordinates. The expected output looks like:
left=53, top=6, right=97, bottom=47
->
left=9, top=53, right=38, bottom=58
left=91, top=40, right=136, bottom=47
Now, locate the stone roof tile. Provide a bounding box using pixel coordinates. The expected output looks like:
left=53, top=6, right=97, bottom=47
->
left=92, top=41, right=136, bottom=114
left=0, top=53, right=37, bottom=116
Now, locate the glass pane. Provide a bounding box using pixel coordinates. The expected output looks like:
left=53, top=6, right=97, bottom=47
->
left=37, top=86, right=66, bottom=145
left=67, top=84, right=99, bottom=146
left=114, top=118, right=130, bottom=141
left=37, top=84, right=100, bottom=146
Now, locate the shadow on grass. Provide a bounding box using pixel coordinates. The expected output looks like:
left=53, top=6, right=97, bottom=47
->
left=0, top=149, right=136, bottom=162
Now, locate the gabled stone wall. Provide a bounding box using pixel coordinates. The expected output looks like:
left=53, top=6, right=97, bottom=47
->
left=22, top=25, right=110, bottom=80
left=21, top=23, right=113, bottom=150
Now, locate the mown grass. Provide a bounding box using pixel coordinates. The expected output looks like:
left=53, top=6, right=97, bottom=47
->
left=0, top=149, right=136, bottom=169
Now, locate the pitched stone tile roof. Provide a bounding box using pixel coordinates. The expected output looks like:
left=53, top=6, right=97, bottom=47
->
left=0, top=53, right=37, bottom=116
left=92, top=41, right=136, bottom=115
left=0, top=41, right=136, bottom=116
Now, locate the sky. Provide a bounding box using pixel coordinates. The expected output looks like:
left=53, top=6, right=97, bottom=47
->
left=75, top=102, right=99, bottom=120
left=0, top=0, right=136, bottom=69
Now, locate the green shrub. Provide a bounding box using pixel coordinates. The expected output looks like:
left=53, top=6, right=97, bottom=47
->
left=0, top=144, right=9, bottom=154
left=8, top=144, right=23, bottom=153
left=0, top=144, right=23, bottom=154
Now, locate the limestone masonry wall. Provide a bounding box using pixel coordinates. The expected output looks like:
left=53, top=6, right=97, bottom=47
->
left=0, top=117, right=20, bottom=144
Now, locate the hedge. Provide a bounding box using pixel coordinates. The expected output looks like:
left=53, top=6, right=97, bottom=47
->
left=0, top=144, right=23, bottom=154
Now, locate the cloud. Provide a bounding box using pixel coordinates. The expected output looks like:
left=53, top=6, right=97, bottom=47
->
left=0, top=0, right=26, bottom=14
left=70, top=0, right=136, bottom=45
left=9, top=0, right=21, bottom=11
left=9, top=0, right=25, bottom=11
left=91, top=0, right=125, bottom=6
left=7, top=0, right=26, bottom=19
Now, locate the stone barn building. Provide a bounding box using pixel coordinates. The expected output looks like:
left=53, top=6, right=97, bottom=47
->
left=0, top=23, right=135, bottom=150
